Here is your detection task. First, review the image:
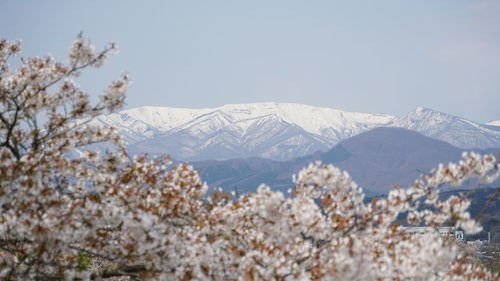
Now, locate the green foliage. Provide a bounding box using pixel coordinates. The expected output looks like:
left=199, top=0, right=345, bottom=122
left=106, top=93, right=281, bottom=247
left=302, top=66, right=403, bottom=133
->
left=77, top=252, right=92, bottom=272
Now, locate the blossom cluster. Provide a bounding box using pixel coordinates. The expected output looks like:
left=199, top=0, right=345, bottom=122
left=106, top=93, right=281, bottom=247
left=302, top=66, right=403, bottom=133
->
left=0, top=37, right=498, bottom=280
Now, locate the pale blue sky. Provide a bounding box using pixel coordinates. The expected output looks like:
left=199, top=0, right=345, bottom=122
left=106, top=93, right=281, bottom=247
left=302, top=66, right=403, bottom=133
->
left=1, top=0, right=499, bottom=122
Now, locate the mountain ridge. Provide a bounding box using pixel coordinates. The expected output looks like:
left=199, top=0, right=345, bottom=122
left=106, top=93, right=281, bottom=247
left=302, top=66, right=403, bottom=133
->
left=191, top=127, right=500, bottom=195
left=387, top=107, right=500, bottom=149
left=93, top=102, right=394, bottom=160
left=91, top=103, right=500, bottom=161
left=487, top=120, right=500, bottom=126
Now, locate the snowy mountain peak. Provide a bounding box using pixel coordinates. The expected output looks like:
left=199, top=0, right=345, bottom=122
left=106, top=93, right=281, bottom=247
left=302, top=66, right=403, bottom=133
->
left=414, top=106, right=426, bottom=114
left=487, top=120, right=500, bottom=126
left=388, top=107, right=500, bottom=149
left=93, top=103, right=395, bottom=160
left=394, top=107, right=460, bottom=125
left=410, top=106, right=447, bottom=116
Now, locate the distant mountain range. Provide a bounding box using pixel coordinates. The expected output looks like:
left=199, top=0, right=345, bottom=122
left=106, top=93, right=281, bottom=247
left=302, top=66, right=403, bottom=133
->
left=387, top=107, right=500, bottom=149
left=191, top=127, right=500, bottom=195
left=92, top=103, right=393, bottom=160
left=92, top=103, right=500, bottom=161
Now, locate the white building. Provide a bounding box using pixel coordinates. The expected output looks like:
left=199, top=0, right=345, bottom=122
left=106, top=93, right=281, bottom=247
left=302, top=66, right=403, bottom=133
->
left=403, top=226, right=464, bottom=240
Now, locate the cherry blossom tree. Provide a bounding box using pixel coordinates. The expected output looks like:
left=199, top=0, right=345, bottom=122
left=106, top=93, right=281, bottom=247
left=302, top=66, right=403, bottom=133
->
left=0, top=36, right=499, bottom=280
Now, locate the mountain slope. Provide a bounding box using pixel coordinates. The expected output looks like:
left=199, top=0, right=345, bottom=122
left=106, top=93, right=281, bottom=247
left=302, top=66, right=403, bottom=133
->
left=321, top=127, right=464, bottom=193
left=388, top=107, right=500, bottom=149
left=94, top=103, right=394, bottom=160
left=129, top=113, right=334, bottom=161
left=192, top=127, right=500, bottom=195
left=487, top=120, right=500, bottom=126
left=91, top=103, right=500, bottom=161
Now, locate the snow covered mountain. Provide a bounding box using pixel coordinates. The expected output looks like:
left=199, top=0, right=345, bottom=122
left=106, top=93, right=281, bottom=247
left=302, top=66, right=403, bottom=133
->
left=91, top=103, right=393, bottom=160
left=191, top=127, right=500, bottom=195
left=90, top=103, right=500, bottom=161
left=387, top=107, right=500, bottom=149
left=487, top=120, right=500, bottom=127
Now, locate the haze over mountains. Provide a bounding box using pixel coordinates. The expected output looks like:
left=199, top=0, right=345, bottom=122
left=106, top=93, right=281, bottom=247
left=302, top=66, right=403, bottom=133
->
left=92, top=103, right=500, bottom=161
